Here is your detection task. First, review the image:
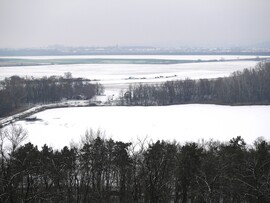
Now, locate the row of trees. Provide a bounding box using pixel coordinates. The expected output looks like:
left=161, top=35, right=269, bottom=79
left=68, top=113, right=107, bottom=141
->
left=120, top=62, right=270, bottom=106
left=0, top=73, right=104, bottom=117
left=1, top=126, right=270, bottom=202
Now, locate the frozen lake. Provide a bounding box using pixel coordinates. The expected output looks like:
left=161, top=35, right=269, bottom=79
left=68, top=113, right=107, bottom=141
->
left=10, top=104, right=270, bottom=149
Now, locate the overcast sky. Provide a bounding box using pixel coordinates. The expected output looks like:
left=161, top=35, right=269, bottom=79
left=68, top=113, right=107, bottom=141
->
left=0, top=0, right=270, bottom=48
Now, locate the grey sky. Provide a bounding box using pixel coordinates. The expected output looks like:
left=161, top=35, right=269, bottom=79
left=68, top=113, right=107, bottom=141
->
left=0, top=0, right=270, bottom=48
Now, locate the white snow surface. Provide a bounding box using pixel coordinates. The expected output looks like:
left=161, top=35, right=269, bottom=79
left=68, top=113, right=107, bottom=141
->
left=10, top=104, right=270, bottom=149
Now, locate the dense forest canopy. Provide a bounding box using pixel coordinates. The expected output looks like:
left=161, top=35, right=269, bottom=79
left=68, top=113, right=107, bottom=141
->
left=120, top=62, right=270, bottom=106
left=0, top=73, right=104, bottom=117
left=0, top=126, right=269, bottom=202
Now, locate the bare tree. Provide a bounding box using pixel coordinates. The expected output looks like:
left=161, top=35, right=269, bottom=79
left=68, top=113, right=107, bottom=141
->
left=4, top=124, right=28, bottom=153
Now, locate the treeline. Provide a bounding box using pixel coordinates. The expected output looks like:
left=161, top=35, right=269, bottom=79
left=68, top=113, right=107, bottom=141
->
left=120, top=62, right=270, bottom=105
left=0, top=73, right=104, bottom=117
left=1, top=127, right=270, bottom=202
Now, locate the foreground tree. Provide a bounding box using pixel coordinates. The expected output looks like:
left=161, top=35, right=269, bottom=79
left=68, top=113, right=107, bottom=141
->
left=143, top=141, right=177, bottom=202
left=175, top=142, right=203, bottom=203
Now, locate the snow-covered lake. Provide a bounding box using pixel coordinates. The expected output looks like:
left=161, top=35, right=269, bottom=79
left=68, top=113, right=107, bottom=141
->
left=10, top=105, right=270, bottom=149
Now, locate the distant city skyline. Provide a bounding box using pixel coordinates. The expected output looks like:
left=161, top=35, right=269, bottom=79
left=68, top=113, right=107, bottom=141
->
left=1, top=0, right=270, bottom=49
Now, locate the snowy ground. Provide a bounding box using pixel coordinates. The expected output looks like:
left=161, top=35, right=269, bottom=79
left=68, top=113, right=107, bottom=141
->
left=1, top=55, right=269, bottom=149
left=7, top=104, right=270, bottom=149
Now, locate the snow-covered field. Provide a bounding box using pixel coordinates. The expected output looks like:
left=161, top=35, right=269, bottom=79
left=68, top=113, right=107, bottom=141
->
left=9, top=105, right=270, bottom=149
left=0, top=55, right=261, bottom=96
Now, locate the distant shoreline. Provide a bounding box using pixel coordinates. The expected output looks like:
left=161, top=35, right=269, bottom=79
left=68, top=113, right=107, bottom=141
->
left=1, top=49, right=270, bottom=57
left=0, top=56, right=269, bottom=67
